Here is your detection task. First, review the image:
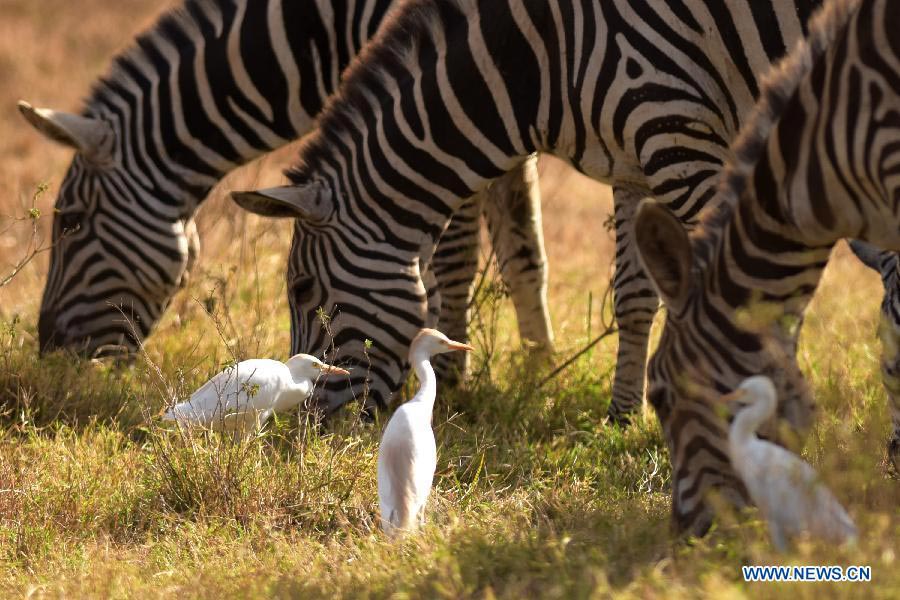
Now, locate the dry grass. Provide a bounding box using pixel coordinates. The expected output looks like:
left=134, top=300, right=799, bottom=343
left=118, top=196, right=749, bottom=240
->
left=0, top=1, right=898, bottom=598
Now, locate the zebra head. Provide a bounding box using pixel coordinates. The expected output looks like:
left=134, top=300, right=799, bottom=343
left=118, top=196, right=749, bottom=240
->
left=20, top=102, right=199, bottom=358
left=634, top=201, right=816, bottom=536
left=232, top=179, right=432, bottom=415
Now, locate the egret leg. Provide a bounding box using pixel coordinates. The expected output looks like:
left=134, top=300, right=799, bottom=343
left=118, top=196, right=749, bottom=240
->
left=768, top=520, right=789, bottom=552
left=222, top=411, right=261, bottom=441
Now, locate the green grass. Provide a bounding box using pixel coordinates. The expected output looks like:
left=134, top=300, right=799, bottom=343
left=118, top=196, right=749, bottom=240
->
left=0, top=243, right=898, bottom=598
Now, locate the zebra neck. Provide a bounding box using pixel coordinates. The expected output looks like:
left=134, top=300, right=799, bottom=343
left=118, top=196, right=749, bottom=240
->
left=84, top=0, right=393, bottom=217
left=703, top=149, right=834, bottom=353
left=701, top=0, right=884, bottom=339
left=291, top=1, right=574, bottom=243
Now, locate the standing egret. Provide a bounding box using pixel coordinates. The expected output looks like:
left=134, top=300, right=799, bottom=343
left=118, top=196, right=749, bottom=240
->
left=378, top=329, right=474, bottom=537
left=725, top=376, right=858, bottom=551
left=162, top=354, right=349, bottom=436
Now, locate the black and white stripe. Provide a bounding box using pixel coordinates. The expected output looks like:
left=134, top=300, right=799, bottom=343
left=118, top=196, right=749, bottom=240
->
left=635, top=0, right=900, bottom=534
left=233, top=0, right=829, bottom=416
left=24, top=0, right=553, bottom=371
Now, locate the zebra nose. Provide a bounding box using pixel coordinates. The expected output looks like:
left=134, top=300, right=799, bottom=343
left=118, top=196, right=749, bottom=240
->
left=38, top=308, right=60, bottom=354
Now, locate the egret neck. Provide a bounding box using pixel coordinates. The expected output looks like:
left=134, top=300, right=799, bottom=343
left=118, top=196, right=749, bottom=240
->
left=409, top=346, right=438, bottom=412
left=725, top=379, right=778, bottom=453
left=732, top=396, right=774, bottom=445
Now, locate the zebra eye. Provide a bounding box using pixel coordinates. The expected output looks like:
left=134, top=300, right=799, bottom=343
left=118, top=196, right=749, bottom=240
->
left=648, top=388, right=668, bottom=411
left=58, top=210, right=83, bottom=234
left=290, top=275, right=316, bottom=305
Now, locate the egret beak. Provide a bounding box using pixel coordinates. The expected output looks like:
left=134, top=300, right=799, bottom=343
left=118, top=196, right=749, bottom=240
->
left=318, top=364, right=351, bottom=376
left=445, top=340, right=475, bottom=352
left=721, top=388, right=750, bottom=414
left=721, top=389, right=747, bottom=403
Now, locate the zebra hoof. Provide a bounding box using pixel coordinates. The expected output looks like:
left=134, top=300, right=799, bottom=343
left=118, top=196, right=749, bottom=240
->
left=606, top=407, right=633, bottom=428
left=521, top=338, right=555, bottom=360
left=888, top=436, right=900, bottom=474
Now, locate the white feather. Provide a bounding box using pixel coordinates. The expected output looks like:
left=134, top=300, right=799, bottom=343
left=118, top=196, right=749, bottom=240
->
left=377, top=329, right=473, bottom=537
left=161, top=354, right=348, bottom=437
left=727, top=376, right=858, bottom=551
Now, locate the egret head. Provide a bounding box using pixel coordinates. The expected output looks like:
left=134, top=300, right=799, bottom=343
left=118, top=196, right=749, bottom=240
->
left=722, top=375, right=779, bottom=434
left=410, top=329, right=475, bottom=360
left=285, top=354, right=352, bottom=381
left=231, top=182, right=431, bottom=413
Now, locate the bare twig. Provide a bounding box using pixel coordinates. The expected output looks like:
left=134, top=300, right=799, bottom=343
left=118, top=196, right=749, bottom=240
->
left=538, top=324, right=618, bottom=390
left=0, top=183, right=64, bottom=289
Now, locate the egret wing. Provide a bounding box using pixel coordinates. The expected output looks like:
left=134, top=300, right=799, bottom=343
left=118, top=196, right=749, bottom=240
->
left=378, top=412, right=419, bottom=532
left=408, top=426, right=437, bottom=511
left=188, top=360, right=288, bottom=421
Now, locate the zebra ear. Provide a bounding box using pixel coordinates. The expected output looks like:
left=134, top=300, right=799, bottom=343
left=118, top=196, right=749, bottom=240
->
left=634, top=200, right=693, bottom=311
left=231, top=184, right=332, bottom=222
left=18, top=101, right=114, bottom=161
left=848, top=239, right=888, bottom=272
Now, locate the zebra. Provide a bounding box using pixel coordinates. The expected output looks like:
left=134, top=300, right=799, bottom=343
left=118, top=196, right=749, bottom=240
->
left=231, top=0, right=834, bottom=417
left=233, top=0, right=900, bottom=531
left=26, top=0, right=899, bottom=429
left=20, top=0, right=553, bottom=379
left=633, top=0, right=900, bottom=534
left=24, top=0, right=836, bottom=427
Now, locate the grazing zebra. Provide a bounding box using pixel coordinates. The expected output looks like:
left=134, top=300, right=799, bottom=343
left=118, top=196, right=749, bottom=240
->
left=21, top=0, right=553, bottom=377
left=28, top=0, right=847, bottom=427
left=28, top=0, right=899, bottom=430
left=634, top=0, right=900, bottom=534
left=231, top=0, right=831, bottom=417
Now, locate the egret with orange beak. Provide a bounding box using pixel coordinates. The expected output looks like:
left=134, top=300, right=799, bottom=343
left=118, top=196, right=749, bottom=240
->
left=162, top=354, right=349, bottom=436
left=377, top=329, right=474, bottom=537
left=725, top=376, right=857, bottom=550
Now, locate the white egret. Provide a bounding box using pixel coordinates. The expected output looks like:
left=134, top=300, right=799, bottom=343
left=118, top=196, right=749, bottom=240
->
left=725, top=376, right=858, bottom=551
left=162, top=354, right=349, bottom=436
left=377, top=328, right=474, bottom=537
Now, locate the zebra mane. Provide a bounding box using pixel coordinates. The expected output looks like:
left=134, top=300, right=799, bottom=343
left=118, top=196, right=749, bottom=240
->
left=690, top=0, right=861, bottom=265
left=286, top=0, right=472, bottom=183
left=83, top=0, right=222, bottom=115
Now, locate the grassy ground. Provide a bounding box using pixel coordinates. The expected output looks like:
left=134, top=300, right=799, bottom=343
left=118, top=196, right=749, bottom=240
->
left=1, top=1, right=899, bottom=597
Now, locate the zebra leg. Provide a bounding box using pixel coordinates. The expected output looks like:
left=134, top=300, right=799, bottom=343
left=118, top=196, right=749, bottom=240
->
left=177, top=217, right=200, bottom=289
left=877, top=297, right=900, bottom=472
left=430, top=196, right=482, bottom=384
left=482, top=155, right=554, bottom=353
left=422, top=260, right=442, bottom=331
left=608, top=187, right=660, bottom=425
left=848, top=240, right=900, bottom=470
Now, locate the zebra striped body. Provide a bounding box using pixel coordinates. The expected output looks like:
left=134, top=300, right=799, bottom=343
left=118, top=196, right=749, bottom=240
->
left=27, top=0, right=552, bottom=374
left=635, top=0, right=900, bottom=534
left=233, top=0, right=825, bottom=414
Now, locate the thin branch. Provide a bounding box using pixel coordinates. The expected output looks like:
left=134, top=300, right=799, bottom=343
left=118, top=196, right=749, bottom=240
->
left=0, top=183, right=70, bottom=289
left=537, top=324, right=618, bottom=390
